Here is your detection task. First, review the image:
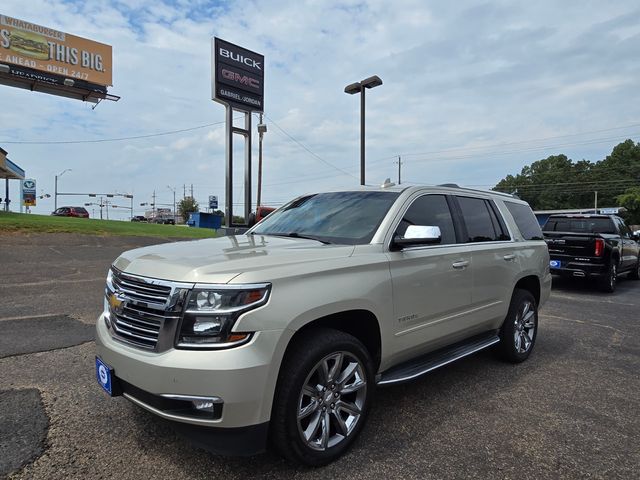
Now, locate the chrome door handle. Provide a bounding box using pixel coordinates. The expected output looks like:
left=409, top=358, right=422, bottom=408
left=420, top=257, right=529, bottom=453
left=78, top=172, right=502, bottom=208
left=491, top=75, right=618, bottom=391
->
left=503, top=254, right=516, bottom=261
left=452, top=260, right=469, bottom=269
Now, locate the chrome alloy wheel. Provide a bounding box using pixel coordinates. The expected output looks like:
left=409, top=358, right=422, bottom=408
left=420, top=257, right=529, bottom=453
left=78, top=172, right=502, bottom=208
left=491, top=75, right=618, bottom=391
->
left=513, top=300, right=536, bottom=353
left=297, top=352, right=367, bottom=451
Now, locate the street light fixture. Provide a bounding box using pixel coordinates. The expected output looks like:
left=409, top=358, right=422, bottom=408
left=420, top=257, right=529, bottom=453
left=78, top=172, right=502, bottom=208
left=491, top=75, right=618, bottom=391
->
left=344, top=75, right=383, bottom=186
left=54, top=168, right=72, bottom=210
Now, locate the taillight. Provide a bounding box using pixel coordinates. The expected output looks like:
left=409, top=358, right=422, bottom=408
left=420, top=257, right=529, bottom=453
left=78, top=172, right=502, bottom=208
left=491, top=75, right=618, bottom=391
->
left=594, top=238, right=604, bottom=257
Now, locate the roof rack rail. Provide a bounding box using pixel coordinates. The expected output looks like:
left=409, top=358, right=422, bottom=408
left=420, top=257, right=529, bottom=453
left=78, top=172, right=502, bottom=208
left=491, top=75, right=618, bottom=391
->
left=436, top=183, right=515, bottom=198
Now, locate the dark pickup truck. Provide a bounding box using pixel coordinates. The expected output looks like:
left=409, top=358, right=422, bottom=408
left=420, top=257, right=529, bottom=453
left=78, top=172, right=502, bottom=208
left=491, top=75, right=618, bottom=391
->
left=542, top=214, right=640, bottom=292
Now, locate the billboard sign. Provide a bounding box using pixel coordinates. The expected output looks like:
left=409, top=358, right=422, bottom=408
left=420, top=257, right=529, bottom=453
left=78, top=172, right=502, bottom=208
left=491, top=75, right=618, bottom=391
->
left=22, top=178, right=36, bottom=207
left=212, top=37, right=263, bottom=112
left=0, top=14, right=113, bottom=87
left=209, top=195, right=218, bottom=209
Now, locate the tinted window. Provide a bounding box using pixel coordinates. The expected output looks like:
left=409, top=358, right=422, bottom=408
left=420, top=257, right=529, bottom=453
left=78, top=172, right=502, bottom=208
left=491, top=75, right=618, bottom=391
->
left=251, top=191, right=399, bottom=245
left=615, top=217, right=630, bottom=238
left=505, top=202, right=543, bottom=240
left=486, top=201, right=511, bottom=240
left=456, top=196, right=500, bottom=242
left=396, top=195, right=456, bottom=244
left=543, top=217, right=615, bottom=234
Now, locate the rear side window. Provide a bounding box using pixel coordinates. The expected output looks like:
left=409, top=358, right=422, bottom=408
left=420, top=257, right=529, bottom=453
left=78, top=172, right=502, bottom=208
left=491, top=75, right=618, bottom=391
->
left=505, top=202, right=544, bottom=240
left=397, top=195, right=457, bottom=245
left=456, top=196, right=505, bottom=242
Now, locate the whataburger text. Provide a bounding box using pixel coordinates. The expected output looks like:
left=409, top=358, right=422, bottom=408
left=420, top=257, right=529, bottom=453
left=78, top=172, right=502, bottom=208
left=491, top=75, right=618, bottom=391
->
left=0, top=14, right=112, bottom=86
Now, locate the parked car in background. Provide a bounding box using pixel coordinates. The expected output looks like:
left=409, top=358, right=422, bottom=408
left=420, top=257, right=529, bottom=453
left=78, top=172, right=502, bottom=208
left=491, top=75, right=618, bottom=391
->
left=96, top=185, right=551, bottom=465
left=151, top=217, right=175, bottom=225
left=248, top=206, right=276, bottom=226
left=51, top=206, right=89, bottom=218
left=131, top=216, right=148, bottom=222
left=543, top=214, right=640, bottom=292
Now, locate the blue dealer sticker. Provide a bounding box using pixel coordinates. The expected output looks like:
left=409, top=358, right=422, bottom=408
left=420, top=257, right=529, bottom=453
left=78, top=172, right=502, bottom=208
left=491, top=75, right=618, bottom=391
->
left=96, top=357, right=113, bottom=395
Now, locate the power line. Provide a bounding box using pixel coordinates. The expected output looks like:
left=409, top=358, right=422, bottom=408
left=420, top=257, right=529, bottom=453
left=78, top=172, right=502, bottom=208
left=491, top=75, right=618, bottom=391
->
left=0, top=120, right=229, bottom=145
left=262, top=113, right=359, bottom=181
left=367, top=133, right=640, bottom=168
left=385, top=122, right=640, bottom=160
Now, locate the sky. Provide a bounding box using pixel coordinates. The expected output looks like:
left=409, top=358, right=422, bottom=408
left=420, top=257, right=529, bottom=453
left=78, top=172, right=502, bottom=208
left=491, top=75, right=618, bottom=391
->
left=1, top=0, right=639, bottom=220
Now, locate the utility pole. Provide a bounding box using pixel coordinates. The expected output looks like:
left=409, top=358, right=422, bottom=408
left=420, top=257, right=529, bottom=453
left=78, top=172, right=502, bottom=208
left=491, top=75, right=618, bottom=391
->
left=183, top=184, right=186, bottom=199
left=190, top=184, right=193, bottom=198
left=99, top=196, right=104, bottom=220
left=167, top=186, right=176, bottom=223
left=257, top=114, right=267, bottom=208
left=594, top=191, right=598, bottom=212
left=152, top=190, right=156, bottom=218
left=395, top=156, right=402, bottom=185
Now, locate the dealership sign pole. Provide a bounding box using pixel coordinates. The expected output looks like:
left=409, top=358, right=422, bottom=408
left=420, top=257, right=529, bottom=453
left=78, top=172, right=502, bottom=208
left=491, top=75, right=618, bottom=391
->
left=212, top=37, right=264, bottom=228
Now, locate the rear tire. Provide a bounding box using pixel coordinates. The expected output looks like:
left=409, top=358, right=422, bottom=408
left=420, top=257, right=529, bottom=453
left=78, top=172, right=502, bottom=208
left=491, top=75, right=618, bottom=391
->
left=599, top=262, right=617, bottom=292
left=498, top=289, right=538, bottom=363
left=271, top=328, right=374, bottom=466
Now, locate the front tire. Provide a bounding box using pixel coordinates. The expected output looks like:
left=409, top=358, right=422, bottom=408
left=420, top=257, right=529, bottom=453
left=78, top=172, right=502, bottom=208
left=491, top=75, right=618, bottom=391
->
left=628, top=260, right=640, bottom=280
left=271, top=328, right=374, bottom=466
left=498, top=289, right=538, bottom=363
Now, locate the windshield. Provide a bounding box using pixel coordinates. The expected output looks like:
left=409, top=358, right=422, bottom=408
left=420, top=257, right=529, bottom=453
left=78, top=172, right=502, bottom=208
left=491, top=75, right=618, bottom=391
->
left=543, top=217, right=616, bottom=234
left=250, top=191, right=400, bottom=245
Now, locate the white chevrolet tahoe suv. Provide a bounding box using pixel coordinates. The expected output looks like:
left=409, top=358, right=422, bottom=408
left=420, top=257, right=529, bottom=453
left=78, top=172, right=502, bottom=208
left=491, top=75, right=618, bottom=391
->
left=96, top=185, right=551, bottom=466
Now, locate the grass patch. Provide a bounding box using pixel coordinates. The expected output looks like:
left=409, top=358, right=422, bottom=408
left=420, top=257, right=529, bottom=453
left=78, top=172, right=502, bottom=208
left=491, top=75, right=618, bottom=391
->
left=0, top=212, right=218, bottom=238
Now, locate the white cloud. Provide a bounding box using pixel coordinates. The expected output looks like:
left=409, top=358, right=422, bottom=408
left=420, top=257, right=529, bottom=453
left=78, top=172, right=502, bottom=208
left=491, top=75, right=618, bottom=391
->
left=1, top=0, right=639, bottom=219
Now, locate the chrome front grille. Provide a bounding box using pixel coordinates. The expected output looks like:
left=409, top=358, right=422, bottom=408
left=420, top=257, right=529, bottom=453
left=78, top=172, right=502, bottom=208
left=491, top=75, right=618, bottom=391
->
left=106, top=268, right=192, bottom=351
left=111, top=272, right=172, bottom=306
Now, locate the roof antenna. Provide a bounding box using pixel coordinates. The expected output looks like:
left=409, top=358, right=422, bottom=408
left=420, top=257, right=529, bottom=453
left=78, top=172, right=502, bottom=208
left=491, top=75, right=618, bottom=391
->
left=381, top=178, right=396, bottom=188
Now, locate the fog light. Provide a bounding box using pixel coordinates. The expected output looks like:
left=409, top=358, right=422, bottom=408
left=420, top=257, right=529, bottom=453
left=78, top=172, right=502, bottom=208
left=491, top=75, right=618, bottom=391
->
left=192, top=399, right=216, bottom=412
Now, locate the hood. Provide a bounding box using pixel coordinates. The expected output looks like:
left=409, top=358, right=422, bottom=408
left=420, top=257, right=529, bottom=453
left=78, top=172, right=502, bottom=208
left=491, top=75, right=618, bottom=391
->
left=113, top=234, right=356, bottom=284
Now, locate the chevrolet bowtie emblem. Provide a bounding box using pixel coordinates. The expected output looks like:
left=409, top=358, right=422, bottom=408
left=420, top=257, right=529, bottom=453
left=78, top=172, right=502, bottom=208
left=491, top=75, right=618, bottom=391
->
left=109, top=291, right=127, bottom=314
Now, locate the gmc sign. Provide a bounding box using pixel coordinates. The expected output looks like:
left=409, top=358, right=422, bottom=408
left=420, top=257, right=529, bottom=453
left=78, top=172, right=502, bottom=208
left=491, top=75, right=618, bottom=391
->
left=212, top=37, right=264, bottom=112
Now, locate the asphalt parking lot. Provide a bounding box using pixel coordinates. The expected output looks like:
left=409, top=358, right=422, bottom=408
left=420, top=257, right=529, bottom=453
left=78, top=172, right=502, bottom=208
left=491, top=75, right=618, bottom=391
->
left=1, top=233, right=638, bottom=479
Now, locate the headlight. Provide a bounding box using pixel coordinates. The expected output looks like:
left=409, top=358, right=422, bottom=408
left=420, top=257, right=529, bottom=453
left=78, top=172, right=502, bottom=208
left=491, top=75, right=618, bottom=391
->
left=177, top=283, right=271, bottom=348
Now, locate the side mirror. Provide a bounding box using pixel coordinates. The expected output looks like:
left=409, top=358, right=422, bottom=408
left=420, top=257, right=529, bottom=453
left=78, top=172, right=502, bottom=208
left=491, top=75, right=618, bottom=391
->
left=393, top=225, right=442, bottom=248
left=632, top=233, right=639, bottom=242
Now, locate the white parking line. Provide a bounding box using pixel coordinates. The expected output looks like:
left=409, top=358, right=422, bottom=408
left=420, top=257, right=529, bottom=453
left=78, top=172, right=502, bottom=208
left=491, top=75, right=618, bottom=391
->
left=551, top=293, right=639, bottom=307
left=0, top=313, right=65, bottom=322
left=0, top=278, right=104, bottom=288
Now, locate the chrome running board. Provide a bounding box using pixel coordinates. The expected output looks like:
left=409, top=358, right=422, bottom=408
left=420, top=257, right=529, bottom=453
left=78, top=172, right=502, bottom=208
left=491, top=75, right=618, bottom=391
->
left=377, top=331, right=500, bottom=386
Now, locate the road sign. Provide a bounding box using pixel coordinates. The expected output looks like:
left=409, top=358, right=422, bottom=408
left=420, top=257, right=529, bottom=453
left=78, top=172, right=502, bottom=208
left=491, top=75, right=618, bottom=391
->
left=22, top=178, right=36, bottom=206
left=209, top=195, right=218, bottom=209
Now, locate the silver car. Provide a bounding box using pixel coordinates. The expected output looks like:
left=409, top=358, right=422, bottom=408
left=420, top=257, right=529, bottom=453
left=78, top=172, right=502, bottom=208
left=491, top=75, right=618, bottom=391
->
left=95, top=185, right=551, bottom=465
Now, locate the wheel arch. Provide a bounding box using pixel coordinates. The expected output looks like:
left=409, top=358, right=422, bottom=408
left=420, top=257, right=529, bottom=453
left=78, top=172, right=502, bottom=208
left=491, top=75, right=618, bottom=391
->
left=286, top=310, right=382, bottom=371
left=513, top=275, right=541, bottom=306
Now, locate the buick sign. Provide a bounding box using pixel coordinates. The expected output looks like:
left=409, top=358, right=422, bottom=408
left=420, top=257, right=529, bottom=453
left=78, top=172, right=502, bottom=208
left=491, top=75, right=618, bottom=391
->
left=212, top=37, right=264, bottom=112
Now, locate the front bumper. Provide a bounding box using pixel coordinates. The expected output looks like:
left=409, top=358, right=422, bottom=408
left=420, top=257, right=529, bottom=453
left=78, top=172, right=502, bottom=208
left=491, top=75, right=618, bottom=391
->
left=95, top=313, right=290, bottom=431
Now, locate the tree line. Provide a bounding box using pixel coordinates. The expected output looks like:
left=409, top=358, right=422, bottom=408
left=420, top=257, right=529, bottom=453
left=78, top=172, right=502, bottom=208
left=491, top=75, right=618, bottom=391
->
left=493, top=139, right=640, bottom=224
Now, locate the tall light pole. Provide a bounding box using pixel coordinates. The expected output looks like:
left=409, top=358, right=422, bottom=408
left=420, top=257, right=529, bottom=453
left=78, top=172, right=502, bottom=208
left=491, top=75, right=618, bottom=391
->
left=344, top=75, right=383, bottom=186
left=54, top=168, right=72, bottom=210
left=257, top=116, right=267, bottom=208
left=167, top=186, right=176, bottom=223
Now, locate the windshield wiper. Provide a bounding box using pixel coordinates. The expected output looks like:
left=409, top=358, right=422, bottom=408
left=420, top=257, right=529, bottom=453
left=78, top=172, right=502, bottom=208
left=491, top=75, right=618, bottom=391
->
left=272, top=232, right=332, bottom=244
